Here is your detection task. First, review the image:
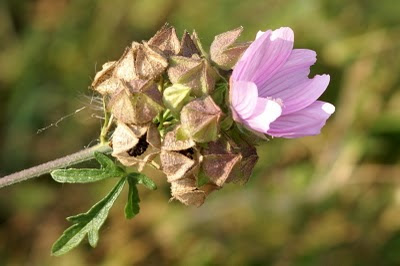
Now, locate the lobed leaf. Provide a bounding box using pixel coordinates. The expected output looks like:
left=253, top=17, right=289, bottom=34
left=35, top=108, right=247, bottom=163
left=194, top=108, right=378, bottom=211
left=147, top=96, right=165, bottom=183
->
left=125, top=176, right=140, bottom=219
left=51, top=177, right=127, bottom=256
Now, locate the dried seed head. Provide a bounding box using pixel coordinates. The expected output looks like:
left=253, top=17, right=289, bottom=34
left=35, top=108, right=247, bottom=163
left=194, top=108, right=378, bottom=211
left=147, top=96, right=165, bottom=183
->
left=167, top=55, right=218, bottom=97
left=114, top=46, right=138, bottom=82
left=180, top=96, right=222, bottom=143
left=135, top=42, right=168, bottom=80
left=224, top=136, right=259, bottom=184
left=201, top=152, right=241, bottom=187
left=148, top=23, right=180, bottom=57
left=160, top=127, right=199, bottom=182
left=108, top=81, right=162, bottom=124
left=112, top=123, right=161, bottom=171
left=210, top=27, right=251, bottom=70
left=162, top=127, right=196, bottom=151
left=91, top=61, right=121, bottom=95
left=179, top=30, right=200, bottom=57
left=170, top=176, right=205, bottom=207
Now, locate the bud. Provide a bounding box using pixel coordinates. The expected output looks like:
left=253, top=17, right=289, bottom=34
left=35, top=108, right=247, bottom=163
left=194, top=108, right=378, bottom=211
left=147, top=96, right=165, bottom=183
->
left=167, top=55, right=219, bottom=97
left=112, top=122, right=161, bottom=171
left=170, top=176, right=205, bottom=207
left=180, top=96, right=222, bottom=143
left=108, top=80, right=162, bottom=124
left=160, top=128, right=199, bottom=182
left=179, top=30, right=200, bottom=57
left=210, top=27, right=251, bottom=70
left=148, top=23, right=180, bottom=57
left=162, top=84, right=192, bottom=115
left=135, top=42, right=168, bottom=80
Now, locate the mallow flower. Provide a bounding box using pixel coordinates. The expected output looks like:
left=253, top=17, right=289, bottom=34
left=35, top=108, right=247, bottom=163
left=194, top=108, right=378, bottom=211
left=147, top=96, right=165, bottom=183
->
left=230, top=27, right=335, bottom=138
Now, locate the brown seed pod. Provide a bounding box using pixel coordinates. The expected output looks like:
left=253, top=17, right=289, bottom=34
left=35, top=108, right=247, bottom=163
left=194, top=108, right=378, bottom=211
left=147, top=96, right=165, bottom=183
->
left=148, top=23, right=180, bottom=57
left=170, top=176, right=205, bottom=207
left=91, top=61, right=121, bottom=95
left=113, top=46, right=138, bottom=82
left=179, top=30, right=200, bottom=58
left=160, top=126, right=200, bottom=182
left=112, top=123, right=161, bottom=172
left=135, top=42, right=168, bottom=80
left=107, top=80, right=162, bottom=125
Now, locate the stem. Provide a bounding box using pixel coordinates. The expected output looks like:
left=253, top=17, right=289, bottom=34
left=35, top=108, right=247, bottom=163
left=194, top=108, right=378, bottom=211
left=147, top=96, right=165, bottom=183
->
left=100, top=97, right=113, bottom=144
left=0, top=143, right=112, bottom=189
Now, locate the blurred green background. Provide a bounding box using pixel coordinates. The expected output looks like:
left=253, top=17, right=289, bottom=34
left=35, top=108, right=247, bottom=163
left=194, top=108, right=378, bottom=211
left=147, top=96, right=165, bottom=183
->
left=1, top=0, right=399, bottom=265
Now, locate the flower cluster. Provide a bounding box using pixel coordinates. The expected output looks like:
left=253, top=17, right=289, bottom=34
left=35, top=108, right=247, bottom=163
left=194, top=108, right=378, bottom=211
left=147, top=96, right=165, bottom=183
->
left=91, top=24, right=334, bottom=207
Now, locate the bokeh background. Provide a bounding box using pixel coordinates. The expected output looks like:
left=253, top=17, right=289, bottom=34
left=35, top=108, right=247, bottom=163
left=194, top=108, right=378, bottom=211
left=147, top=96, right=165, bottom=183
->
left=1, top=0, right=399, bottom=265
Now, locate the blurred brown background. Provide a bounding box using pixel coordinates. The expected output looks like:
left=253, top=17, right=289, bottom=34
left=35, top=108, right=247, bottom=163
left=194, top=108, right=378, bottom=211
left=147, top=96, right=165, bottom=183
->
left=0, top=0, right=399, bottom=265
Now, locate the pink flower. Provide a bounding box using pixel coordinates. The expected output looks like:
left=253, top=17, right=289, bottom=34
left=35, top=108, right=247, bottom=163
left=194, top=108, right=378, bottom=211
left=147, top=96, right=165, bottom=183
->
left=230, top=27, right=335, bottom=138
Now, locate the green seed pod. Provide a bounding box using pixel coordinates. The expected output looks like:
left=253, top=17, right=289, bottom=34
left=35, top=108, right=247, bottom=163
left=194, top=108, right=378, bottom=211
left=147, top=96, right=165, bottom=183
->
left=210, top=27, right=251, bottom=70
left=162, top=84, right=192, bottom=115
left=180, top=96, right=222, bottom=143
left=167, top=55, right=219, bottom=97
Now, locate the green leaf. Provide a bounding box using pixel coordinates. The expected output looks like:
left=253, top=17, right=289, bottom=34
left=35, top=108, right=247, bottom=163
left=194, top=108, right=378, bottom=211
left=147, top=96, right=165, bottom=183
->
left=125, top=176, right=140, bottom=219
left=51, top=177, right=126, bottom=256
left=134, top=173, right=157, bottom=190
left=94, top=152, right=116, bottom=169
left=51, top=152, right=126, bottom=183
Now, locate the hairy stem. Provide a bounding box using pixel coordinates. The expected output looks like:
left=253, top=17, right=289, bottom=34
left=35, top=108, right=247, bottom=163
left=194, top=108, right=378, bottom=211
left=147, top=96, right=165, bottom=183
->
left=0, top=143, right=112, bottom=189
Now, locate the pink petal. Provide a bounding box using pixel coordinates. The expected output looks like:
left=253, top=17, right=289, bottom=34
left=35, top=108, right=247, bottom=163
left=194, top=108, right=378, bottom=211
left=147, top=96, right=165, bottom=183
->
left=230, top=80, right=258, bottom=120
left=278, top=74, right=330, bottom=115
left=243, top=97, right=282, bottom=133
left=258, top=49, right=317, bottom=97
left=267, top=101, right=335, bottom=138
left=232, top=27, right=294, bottom=86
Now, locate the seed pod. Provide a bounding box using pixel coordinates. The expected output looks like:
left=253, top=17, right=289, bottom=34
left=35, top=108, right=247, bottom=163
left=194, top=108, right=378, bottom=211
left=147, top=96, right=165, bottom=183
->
left=170, top=176, right=205, bottom=207
left=167, top=55, right=218, bottom=97
left=180, top=96, right=222, bottom=143
left=148, top=23, right=180, bottom=57
left=91, top=61, right=121, bottom=95
left=210, top=27, right=251, bottom=70
left=114, top=46, right=138, bottom=82
left=135, top=42, right=168, bottom=80
left=112, top=123, right=161, bottom=171
left=162, top=84, right=192, bottom=115
left=108, top=80, right=162, bottom=124
left=160, top=127, right=199, bottom=182
left=224, top=136, right=259, bottom=185
left=179, top=30, right=200, bottom=57
left=201, top=143, right=242, bottom=187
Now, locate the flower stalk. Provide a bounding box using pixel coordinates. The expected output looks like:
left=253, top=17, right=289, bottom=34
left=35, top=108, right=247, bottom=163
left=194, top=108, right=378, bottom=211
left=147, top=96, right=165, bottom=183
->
left=0, top=143, right=112, bottom=189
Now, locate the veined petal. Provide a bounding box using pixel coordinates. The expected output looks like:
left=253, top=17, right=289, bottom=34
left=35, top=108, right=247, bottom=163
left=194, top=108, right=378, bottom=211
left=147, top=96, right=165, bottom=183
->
left=280, top=74, right=330, bottom=115
left=267, top=101, right=335, bottom=138
left=230, top=80, right=258, bottom=120
left=232, top=27, right=294, bottom=86
left=258, top=49, right=317, bottom=97
left=244, top=97, right=282, bottom=133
